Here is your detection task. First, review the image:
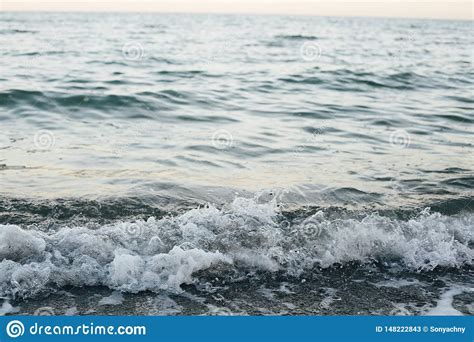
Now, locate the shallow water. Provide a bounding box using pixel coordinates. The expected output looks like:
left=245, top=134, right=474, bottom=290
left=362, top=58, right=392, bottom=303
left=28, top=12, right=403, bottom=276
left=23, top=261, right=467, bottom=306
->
left=0, top=13, right=473, bottom=315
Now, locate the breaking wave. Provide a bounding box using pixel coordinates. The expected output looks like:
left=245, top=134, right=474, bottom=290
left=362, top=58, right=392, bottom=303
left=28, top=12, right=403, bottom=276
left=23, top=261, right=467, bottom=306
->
left=0, top=196, right=472, bottom=299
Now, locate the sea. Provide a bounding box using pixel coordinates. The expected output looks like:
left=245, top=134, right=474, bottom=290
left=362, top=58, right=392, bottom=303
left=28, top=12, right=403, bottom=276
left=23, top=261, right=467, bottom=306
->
left=0, top=12, right=473, bottom=316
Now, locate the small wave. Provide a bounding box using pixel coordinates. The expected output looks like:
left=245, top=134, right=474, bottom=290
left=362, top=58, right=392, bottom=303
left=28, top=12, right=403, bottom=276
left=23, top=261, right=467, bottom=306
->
left=279, top=70, right=430, bottom=90
left=279, top=76, right=323, bottom=85
left=444, top=95, right=474, bottom=104
left=154, top=70, right=206, bottom=77
left=0, top=89, right=44, bottom=105
left=0, top=196, right=472, bottom=299
left=276, top=34, right=319, bottom=41
left=0, top=29, right=37, bottom=34
left=435, top=114, right=473, bottom=124
left=0, top=89, right=194, bottom=114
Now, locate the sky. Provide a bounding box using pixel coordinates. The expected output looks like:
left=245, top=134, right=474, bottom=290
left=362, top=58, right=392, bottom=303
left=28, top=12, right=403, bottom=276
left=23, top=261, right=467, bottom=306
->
left=1, top=0, right=472, bottom=20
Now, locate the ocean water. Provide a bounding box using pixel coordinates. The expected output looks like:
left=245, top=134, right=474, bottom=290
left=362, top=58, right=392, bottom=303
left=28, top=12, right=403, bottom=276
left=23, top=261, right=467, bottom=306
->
left=0, top=13, right=473, bottom=316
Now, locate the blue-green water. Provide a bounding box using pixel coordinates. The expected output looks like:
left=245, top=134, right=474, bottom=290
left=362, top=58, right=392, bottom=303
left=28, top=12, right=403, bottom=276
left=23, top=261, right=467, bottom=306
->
left=0, top=13, right=472, bottom=315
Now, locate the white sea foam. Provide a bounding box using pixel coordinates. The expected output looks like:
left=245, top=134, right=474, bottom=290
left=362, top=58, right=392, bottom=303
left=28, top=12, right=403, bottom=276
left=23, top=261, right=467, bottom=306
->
left=65, top=307, right=79, bottom=315
left=0, top=197, right=472, bottom=298
left=0, top=225, right=45, bottom=261
left=0, top=300, right=20, bottom=315
left=98, top=291, right=124, bottom=306
left=425, top=287, right=472, bottom=316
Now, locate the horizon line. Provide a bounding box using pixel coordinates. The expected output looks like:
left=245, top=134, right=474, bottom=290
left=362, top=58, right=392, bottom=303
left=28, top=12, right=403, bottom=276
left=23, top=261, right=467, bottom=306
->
left=1, top=0, right=472, bottom=21
left=1, top=9, right=473, bottom=22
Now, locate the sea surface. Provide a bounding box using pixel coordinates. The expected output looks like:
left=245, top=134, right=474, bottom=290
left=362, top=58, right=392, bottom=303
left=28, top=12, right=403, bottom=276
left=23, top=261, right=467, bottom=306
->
left=0, top=13, right=473, bottom=316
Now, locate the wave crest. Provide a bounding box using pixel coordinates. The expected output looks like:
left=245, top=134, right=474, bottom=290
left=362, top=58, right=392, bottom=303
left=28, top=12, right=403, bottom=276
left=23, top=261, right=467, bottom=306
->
left=0, top=197, right=472, bottom=298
